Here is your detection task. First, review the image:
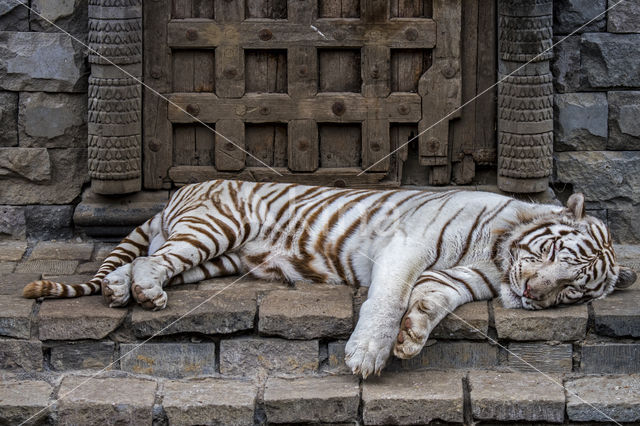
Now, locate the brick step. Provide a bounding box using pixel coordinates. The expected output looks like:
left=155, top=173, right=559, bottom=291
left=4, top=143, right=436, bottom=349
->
left=1, top=369, right=638, bottom=424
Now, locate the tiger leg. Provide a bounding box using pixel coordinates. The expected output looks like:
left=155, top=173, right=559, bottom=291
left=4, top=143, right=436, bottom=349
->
left=130, top=222, right=238, bottom=310
left=167, top=253, right=242, bottom=286
left=23, top=215, right=160, bottom=305
left=393, top=266, right=498, bottom=359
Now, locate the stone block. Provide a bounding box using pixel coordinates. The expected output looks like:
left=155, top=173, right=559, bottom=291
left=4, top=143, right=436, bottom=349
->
left=265, top=376, right=360, bottom=423
left=326, top=340, right=349, bottom=374
left=259, top=285, right=353, bottom=339
left=0, top=262, right=14, bottom=274
left=30, top=241, right=94, bottom=261
left=15, top=259, right=78, bottom=274
left=469, top=371, right=565, bottom=423
left=608, top=0, right=640, bottom=32
left=38, top=295, right=126, bottom=340
left=0, top=147, right=50, bottom=182
left=219, top=337, right=318, bottom=377
left=493, top=302, right=588, bottom=341
left=431, top=301, right=489, bottom=339
left=566, top=375, right=640, bottom=422
left=57, top=376, right=157, bottom=424
left=362, top=370, right=464, bottom=424
left=555, top=151, right=640, bottom=204
left=0, top=91, right=18, bottom=146
left=0, top=207, right=26, bottom=239
left=0, top=295, right=34, bottom=339
left=131, top=289, right=256, bottom=337
left=0, top=0, right=29, bottom=31
left=551, top=35, right=582, bottom=93
left=389, top=341, right=499, bottom=371
left=19, top=92, right=87, bottom=148
left=30, top=0, right=88, bottom=35
left=507, top=343, right=573, bottom=373
left=581, top=33, right=640, bottom=88
left=120, top=342, right=216, bottom=378
left=593, top=287, right=640, bottom=337
left=554, top=93, right=607, bottom=151
left=163, top=378, right=257, bottom=425
left=50, top=341, right=114, bottom=371
left=0, top=32, right=88, bottom=92
left=0, top=240, right=27, bottom=261
left=0, top=272, right=40, bottom=295
left=553, top=0, right=606, bottom=34
left=0, top=380, right=53, bottom=425
left=581, top=343, right=640, bottom=373
left=608, top=91, right=640, bottom=150
left=608, top=206, right=640, bottom=244
left=94, top=243, right=118, bottom=262
left=0, top=148, right=88, bottom=205
left=25, top=205, right=74, bottom=239
left=0, top=338, right=42, bottom=371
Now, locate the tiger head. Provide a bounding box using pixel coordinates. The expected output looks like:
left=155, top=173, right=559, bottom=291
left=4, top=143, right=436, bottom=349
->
left=501, top=193, right=637, bottom=310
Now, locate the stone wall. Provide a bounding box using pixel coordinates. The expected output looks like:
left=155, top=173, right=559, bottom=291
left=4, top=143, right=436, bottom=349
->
left=0, top=0, right=89, bottom=239
left=552, top=0, right=640, bottom=243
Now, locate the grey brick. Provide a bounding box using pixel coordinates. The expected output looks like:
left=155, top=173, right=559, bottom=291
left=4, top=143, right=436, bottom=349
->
left=58, top=376, right=157, bottom=424
left=390, top=341, right=498, bottom=371
left=163, top=378, right=256, bottom=425
left=264, top=376, right=360, bottom=423
left=0, top=240, right=27, bottom=261
left=50, top=341, right=115, bottom=371
left=507, top=343, right=573, bottom=373
left=581, top=343, right=640, bottom=374
left=566, top=375, right=640, bottom=422
left=0, top=272, right=40, bottom=295
left=593, top=287, right=640, bottom=337
left=608, top=91, right=640, bottom=151
left=120, top=342, right=216, bottom=378
left=554, top=92, right=607, bottom=151
left=608, top=0, right=640, bottom=32
left=493, top=301, right=588, bottom=341
left=0, top=295, right=34, bottom=339
left=131, top=289, right=256, bottom=337
left=431, top=301, right=489, bottom=339
left=219, top=337, right=318, bottom=377
left=0, top=338, right=42, bottom=371
left=363, top=371, right=464, bottom=424
left=259, top=285, right=353, bottom=339
left=38, top=295, right=126, bottom=340
left=469, top=371, right=565, bottom=423
left=15, top=260, right=78, bottom=275
left=553, top=0, right=606, bottom=34
left=0, top=206, right=25, bottom=239
left=30, top=241, right=94, bottom=261
left=0, top=380, right=53, bottom=425
left=581, top=33, right=640, bottom=88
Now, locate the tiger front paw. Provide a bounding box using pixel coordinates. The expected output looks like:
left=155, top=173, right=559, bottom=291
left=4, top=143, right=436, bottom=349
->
left=345, top=329, right=395, bottom=379
left=102, top=264, right=132, bottom=308
left=393, top=303, right=431, bottom=359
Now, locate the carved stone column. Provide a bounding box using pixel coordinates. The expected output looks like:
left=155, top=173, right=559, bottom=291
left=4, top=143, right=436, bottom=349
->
left=497, top=0, right=553, bottom=193
left=87, top=0, right=142, bottom=194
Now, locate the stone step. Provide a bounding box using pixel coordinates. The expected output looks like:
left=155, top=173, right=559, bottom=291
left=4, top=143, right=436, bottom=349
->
left=1, top=370, right=638, bottom=424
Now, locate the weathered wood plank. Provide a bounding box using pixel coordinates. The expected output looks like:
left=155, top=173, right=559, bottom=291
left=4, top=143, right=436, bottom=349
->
left=246, top=124, right=287, bottom=167
left=318, top=0, right=361, bottom=18
left=362, top=0, right=388, bottom=22
left=215, top=119, right=245, bottom=171
left=193, top=50, right=215, bottom=92
left=246, top=0, right=287, bottom=19
left=362, top=45, right=390, bottom=98
left=194, top=125, right=215, bottom=166
left=362, top=119, right=390, bottom=172
left=319, top=123, right=361, bottom=167
left=245, top=50, right=287, bottom=93
left=167, top=93, right=422, bottom=122
left=215, top=45, right=244, bottom=98
left=167, top=21, right=437, bottom=49
left=288, top=0, right=314, bottom=22
left=288, top=46, right=317, bottom=98
left=172, top=50, right=194, bottom=92
left=172, top=0, right=191, bottom=18
left=214, top=0, right=243, bottom=21
left=169, top=167, right=392, bottom=187
left=391, top=0, right=432, bottom=18
left=192, top=0, right=214, bottom=18
left=143, top=0, right=172, bottom=189
left=288, top=119, right=318, bottom=172
left=173, top=124, right=196, bottom=165
left=318, top=49, right=361, bottom=92
left=391, top=49, right=432, bottom=92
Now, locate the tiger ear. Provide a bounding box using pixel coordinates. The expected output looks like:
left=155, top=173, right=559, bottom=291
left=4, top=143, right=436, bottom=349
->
left=615, top=267, right=637, bottom=289
left=566, top=193, right=585, bottom=219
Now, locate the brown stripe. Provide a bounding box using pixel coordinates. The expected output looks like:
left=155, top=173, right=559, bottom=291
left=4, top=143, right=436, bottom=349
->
left=425, top=207, right=464, bottom=270
left=454, top=206, right=487, bottom=266
left=470, top=267, right=498, bottom=297
left=439, top=270, right=478, bottom=299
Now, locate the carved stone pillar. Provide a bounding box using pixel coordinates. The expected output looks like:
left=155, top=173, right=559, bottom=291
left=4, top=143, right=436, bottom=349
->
left=497, top=0, right=553, bottom=193
left=88, top=0, right=142, bottom=194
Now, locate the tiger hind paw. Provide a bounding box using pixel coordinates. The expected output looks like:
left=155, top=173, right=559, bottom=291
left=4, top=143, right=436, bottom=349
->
left=393, top=309, right=430, bottom=359
left=102, top=264, right=132, bottom=308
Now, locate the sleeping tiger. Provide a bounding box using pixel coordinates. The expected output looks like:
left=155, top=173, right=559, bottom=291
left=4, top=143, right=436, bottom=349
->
left=23, top=179, right=636, bottom=378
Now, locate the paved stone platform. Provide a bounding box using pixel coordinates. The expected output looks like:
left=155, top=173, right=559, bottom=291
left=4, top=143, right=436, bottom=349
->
left=0, top=240, right=638, bottom=424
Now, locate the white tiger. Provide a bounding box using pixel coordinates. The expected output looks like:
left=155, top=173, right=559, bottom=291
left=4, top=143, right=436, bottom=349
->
left=24, top=179, right=636, bottom=377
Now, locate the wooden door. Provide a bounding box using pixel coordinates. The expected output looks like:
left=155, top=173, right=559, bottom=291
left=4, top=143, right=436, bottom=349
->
left=143, top=0, right=471, bottom=189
